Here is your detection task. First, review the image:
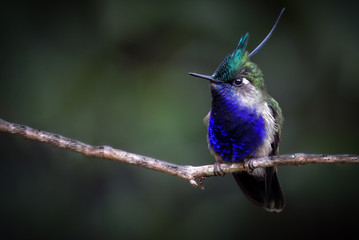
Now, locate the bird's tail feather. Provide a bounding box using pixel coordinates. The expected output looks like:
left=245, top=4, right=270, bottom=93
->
left=232, top=167, right=285, bottom=212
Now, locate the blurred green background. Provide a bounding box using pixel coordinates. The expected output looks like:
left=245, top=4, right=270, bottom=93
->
left=1, top=0, right=359, bottom=239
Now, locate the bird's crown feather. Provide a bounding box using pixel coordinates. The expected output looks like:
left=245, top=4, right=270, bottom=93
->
left=212, top=33, right=249, bottom=82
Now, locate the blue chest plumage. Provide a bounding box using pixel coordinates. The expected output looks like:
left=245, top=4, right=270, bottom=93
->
left=208, top=84, right=266, bottom=163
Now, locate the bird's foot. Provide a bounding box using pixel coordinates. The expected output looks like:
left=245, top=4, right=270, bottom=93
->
left=243, top=159, right=255, bottom=172
left=213, top=162, right=225, bottom=176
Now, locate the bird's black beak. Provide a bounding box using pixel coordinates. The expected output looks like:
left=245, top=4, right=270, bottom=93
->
left=188, top=72, right=221, bottom=83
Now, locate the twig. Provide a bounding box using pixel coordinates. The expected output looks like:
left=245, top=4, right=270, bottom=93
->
left=1, top=118, right=358, bottom=187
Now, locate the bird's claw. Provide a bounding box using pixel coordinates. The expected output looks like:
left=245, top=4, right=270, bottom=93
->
left=243, top=159, right=255, bottom=172
left=213, top=162, right=225, bottom=176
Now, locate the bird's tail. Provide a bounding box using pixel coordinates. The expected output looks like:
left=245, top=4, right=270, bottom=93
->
left=232, top=167, right=285, bottom=212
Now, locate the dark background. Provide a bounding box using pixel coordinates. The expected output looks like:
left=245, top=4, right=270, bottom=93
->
left=1, top=0, right=359, bottom=239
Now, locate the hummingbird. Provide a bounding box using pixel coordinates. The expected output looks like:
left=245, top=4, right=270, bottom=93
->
left=189, top=9, right=285, bottom=212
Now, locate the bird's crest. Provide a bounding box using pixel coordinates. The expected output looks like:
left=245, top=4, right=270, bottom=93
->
left=212, top=33, right=249, bottom=82
left=210, top=8, right=285, bottom=83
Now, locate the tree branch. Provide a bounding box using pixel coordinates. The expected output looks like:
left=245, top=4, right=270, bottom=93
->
left=1, top=118, right=358, bottom=187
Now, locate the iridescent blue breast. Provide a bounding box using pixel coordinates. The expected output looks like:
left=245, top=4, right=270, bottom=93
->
left=208, top=85, right=266, bottom=162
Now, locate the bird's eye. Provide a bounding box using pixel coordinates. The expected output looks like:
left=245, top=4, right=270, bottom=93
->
left=233, top=78, right=243, bottom=86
